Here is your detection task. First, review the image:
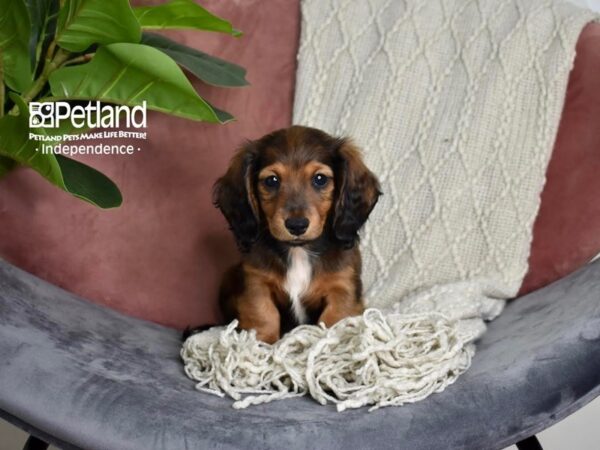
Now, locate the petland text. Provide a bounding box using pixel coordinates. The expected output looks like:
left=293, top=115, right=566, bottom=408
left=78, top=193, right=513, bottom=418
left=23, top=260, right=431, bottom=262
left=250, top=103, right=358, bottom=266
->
left=29, top=101, right=147, bottom=129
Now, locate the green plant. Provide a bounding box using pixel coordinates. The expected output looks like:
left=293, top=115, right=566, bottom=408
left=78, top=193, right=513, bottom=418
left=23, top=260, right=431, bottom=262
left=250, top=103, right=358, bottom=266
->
left=0, top=0, right=247, bottom=208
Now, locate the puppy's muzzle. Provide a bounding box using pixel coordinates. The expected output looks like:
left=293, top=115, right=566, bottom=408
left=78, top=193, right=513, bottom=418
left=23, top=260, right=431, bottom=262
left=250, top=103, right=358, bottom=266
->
left=285, top=217, right=309, bottom=236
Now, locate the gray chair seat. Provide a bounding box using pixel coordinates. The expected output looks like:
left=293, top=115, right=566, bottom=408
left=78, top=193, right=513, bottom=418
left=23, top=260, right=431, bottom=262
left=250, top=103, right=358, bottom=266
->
left=1, top=258, right=599, bottom=450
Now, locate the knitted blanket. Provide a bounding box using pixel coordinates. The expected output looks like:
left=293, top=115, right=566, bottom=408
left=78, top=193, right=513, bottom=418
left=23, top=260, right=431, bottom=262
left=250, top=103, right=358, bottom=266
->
left=182, top=0, right=596, bottom=411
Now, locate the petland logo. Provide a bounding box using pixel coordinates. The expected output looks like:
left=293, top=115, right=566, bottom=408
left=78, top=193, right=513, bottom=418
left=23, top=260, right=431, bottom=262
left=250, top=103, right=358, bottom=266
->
left=29, top=101, right=147, bottom=129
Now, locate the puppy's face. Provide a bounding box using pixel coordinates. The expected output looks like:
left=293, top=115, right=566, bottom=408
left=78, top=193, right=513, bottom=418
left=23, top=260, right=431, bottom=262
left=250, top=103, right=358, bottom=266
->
left=214, top=126, right=381, bottom=251
left=257, top=154, right=335, bottom=244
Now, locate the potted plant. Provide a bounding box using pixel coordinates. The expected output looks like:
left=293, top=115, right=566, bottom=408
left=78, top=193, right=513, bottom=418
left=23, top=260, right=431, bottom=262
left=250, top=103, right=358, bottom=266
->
left=0, top=0, right=248, bottom=208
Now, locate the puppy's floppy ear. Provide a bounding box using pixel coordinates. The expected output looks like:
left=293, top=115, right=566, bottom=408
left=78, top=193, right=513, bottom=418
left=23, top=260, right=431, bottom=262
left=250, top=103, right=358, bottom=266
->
left=213, top=142, right=260, bottom=252
left=333, top=139, right=381, bottom=249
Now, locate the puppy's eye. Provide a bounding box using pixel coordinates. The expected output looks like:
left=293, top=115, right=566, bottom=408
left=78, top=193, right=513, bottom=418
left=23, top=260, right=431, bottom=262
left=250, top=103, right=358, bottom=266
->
left=312, top=173, right=329, bottom=188
left=263, top=175, right=280, bottom=188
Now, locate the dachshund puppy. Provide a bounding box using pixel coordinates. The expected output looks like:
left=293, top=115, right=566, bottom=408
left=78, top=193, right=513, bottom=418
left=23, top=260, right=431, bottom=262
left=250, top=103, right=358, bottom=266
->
left=214, top=126, right=381, bottom=344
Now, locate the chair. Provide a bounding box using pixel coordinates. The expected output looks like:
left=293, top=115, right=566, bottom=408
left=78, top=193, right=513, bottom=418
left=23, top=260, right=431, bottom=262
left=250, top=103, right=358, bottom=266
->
left=1, top=257, right=599, bottom=449
left=2, top=3, right=600, bottom=449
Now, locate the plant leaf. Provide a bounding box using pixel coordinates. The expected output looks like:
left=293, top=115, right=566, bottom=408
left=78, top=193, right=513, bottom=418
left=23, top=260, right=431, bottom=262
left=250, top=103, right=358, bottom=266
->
left=0, top=113, right=63, bottom=184
left=133, top=0, right=241, bottom=36
left=0, top=155, right=16, bottom=178
left=141, top=32, right=248, bottom=87
left=55, top=154, right=122, bottom=207
left=0, top=0, right=32, bottom=92
left=0, top=98, right=122, bottom=208
left=56, top=0, right=141, bottom=52
left=49, top=43, right=233, bottom=123
left=26, top=0, right=60, bottom=73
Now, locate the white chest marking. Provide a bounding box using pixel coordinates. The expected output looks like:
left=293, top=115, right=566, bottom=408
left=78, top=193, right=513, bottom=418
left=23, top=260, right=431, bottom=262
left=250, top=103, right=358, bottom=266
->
left=284, top=247, right=312, bottom=324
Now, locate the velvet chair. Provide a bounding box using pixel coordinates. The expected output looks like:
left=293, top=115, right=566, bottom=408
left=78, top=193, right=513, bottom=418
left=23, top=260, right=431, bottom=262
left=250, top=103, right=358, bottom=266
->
left=1, top=3, right=599, bottom=449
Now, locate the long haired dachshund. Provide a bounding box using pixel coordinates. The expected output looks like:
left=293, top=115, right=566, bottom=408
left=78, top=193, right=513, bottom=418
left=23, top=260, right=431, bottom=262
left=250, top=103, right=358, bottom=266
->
left=213, top=126, right=381, bottom=344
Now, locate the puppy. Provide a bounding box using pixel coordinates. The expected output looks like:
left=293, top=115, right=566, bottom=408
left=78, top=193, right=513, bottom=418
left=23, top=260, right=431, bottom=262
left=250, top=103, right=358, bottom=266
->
left=214, top=126, right=381, bottom=344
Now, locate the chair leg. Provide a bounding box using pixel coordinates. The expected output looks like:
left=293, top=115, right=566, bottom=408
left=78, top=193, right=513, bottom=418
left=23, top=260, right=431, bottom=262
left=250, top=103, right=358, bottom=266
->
left=23, top=435, right=49, bottom=450
left=516, top=435, right=544, bottom=450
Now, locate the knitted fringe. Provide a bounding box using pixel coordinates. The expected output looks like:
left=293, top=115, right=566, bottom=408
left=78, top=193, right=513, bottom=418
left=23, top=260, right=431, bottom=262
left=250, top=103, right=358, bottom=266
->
left=181, top=308, right=474, bottom=412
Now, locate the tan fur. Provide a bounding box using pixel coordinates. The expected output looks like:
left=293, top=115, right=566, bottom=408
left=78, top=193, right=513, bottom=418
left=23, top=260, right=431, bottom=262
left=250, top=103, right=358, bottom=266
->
left=258, top=161, right=335, bottom=242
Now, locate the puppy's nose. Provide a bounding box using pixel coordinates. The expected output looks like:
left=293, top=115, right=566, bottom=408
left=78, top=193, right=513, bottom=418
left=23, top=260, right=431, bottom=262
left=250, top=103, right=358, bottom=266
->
left=285, top=217, right=309, bottom=236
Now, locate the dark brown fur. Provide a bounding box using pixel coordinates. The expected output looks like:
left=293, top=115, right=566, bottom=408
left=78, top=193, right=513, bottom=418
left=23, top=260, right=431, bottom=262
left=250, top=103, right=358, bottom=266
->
left=213, top=126, right=381, bottom=343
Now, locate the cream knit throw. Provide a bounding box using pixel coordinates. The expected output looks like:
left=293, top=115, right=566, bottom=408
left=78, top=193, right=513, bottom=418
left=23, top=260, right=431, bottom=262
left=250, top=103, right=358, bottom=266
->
left=182, top=0, right=596, bottom=411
